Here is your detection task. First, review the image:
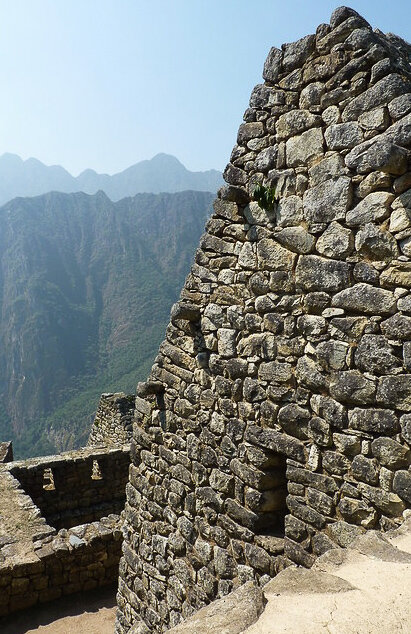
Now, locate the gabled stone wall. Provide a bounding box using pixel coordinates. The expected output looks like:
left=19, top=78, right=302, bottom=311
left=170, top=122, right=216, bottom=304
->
left=116, top=7, right=411, bottom=633
left=0, top=442, right=13, bottom=463
left=88, top=392, right=135, bottom=447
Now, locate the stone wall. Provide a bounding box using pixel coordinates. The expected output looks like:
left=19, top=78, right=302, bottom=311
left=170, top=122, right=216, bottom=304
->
left=0, top=512, right=122, bottom=617
left=10, top=445, right=130, bottom=530
left=0, top=445, right=130, bottom=617
left=116, top=6, right=411, bottom=632
left=0, top=442, right=13, bottom=463
left=88, top=392, right=135, bottom=447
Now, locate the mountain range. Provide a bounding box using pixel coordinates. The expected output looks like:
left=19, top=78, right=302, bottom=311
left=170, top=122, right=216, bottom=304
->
left=0, top=152, right=223, bottom=206
left=0, top=188, right=213, bottom=458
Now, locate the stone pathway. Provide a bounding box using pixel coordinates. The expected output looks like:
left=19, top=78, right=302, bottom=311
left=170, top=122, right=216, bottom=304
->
left=0, top=585, right=116, bottom=634
left=168, top=519, right=411, bottom=634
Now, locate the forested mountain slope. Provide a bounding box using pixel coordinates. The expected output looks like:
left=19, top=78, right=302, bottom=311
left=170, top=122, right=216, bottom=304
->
left=0, top=189, right=213, bottom=457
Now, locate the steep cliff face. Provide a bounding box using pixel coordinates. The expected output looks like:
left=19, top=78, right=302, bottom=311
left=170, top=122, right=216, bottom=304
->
left=0, top=189, right=213, bottom=457
left=116, top=7, right=411, bottom=633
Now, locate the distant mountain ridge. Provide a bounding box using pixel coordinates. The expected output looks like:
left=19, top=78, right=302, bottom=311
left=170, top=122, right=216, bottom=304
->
left=0, top=152, right=223, bottom=205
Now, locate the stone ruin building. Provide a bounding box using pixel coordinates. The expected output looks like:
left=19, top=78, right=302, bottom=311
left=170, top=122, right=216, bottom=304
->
left=0, top=5, right=410, bottom=633
left=115, top=6, right=411, bottom=633
left=0, top=393, right=132, bottom=616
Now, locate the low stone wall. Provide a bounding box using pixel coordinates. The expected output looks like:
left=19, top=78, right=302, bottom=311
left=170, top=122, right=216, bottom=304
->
left=88, top=392, right=135, bottom=447
left=0, top=444, right=130, bottom=617
left=9, top=446, right=130, bottom=530
left=0, top=515, right=122, bottom=617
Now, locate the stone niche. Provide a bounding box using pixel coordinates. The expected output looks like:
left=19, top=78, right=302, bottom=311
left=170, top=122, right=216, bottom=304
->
left=116, top=6, right=411, bottom=634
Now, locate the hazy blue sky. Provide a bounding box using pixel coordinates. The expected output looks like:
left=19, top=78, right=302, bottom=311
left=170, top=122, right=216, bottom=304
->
left=0, top=1, right=409, bottom=174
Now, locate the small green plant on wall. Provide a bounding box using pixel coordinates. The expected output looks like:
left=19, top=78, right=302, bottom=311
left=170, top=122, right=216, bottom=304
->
left=252, top=183, right=277, bottom=212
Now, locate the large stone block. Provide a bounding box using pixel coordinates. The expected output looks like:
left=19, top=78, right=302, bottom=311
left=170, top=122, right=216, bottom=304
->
left=286, top=128, right=324, bottom=167
left=295, top=255, right=351, bottom=292
left=303, top=176, right=352, bottom=225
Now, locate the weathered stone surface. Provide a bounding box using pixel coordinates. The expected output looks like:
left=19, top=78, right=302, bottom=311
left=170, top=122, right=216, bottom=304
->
left=380, top=262, right=411, bottom=288
left=296, top=356, right=328, bottom=391
left=392, top=470, right=411, bottom=504
left=381, top=314, right=411, bottom=341
left=342, top=74, right=411, bottom=121
left=287, top=495, right=326, bottom=529
left=388, top=94, right=411, bottom=120
left=338, top=496, right=376, bottom=526
left=263, top=47, right=283, bottom=82
left=349, top=408, right=399, bottom=435
left=254, top=146, right=278, bottom=173
left=223, top=163, right=247, bottom=186
left=303, top=177, right=352, bottom=225
left=245, top=426, right=305, bottom=462
left=282, top=34, right=316, bottom=73
left=167, top=581, right=266, bottom=633
left=275, top=226, right=315, bottom=254
left=309, top=153, right=346, bottom=187
left=300, top=82, right=325, bottom=110
left=358, top=107, right=390, bottom=132
left=286, top=128, right=324, bottom=167
left=350, top=531, right=411, bottom=563
left=348, top=138, right=408, bottom=176
left=389, top=206, right=411, bottom=233
left=358, top=171, right=392, bottom=198
left=316, top=340, right=349, bottom=371
left=316, top=222, right=353, bottom=259
left=265, top=566, right=354, bottom=595
left=371, top=437, right=410, bottom=469
left=355, top=223, right=398, bottom=260
left=237, top=122, right=264, bottom=144
left=345, top=192, right=394, bottom=226
left=295, top=255, right=351, bottom=292
left=377, top=375, right=411, bottom=411
left=311, top=395, right=347, bottom=428
left=357, top=483, right=405, bottom=516
left=276, top=109, right=321, bottom=141
left=330, top=371, right=376, bottom=405
left=257, top=238, right=296, bottom=271
left=303, top=46, right=349, bottom=83
left=333, top=433, right=361, bottom=456
left=171, top=301, right=201, bottom=323
left=323, top=451, right=350, bottom=475
left=351, top=455, right=379, bottom=485
left=355, top=335, right=400, bottom=375
left=332, top=283, right=396, bottom=314
left=278, top=404, right=310, bottom=440
left=275, top=195, right=304, bottom=227
left=325, top=122, right=363, bottom=149
left=400, top=414, right=411, bottom=444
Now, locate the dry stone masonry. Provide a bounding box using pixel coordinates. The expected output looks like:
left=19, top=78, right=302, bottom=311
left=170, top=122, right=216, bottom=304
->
left=0, top=445, right=130, bottom=617
left=116, top=7, right=411, bottom=633
left=88, top=392, right=135, bottom=447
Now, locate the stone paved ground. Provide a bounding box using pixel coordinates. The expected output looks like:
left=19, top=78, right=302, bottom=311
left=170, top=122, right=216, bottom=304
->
left=244, top=525, right=411, bottom=634
left=168, top=519, right=411, bottom=634
left=0, top=585, right=116, bottom=634
left=1, top=524, right=410, bottom=633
